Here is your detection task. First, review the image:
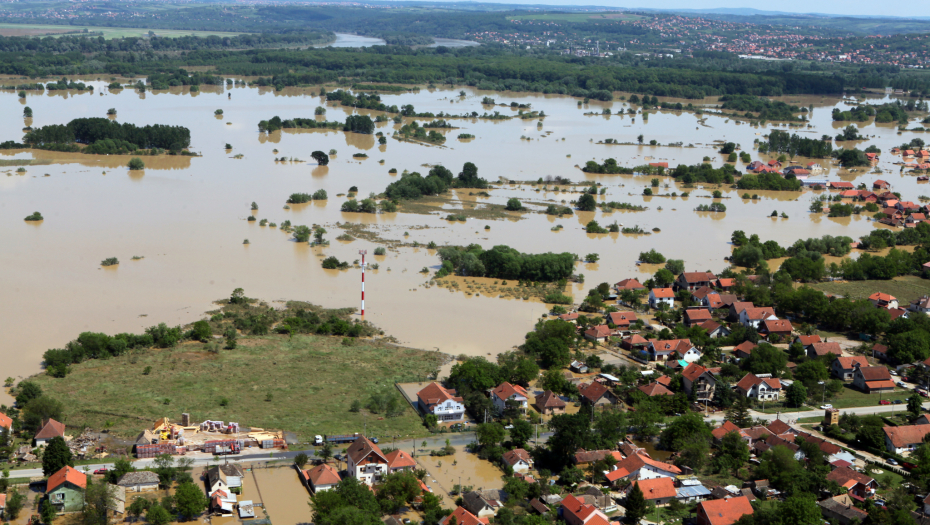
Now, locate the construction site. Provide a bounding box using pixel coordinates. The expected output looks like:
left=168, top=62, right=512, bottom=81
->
left=133, top=413, right=290, bottom=458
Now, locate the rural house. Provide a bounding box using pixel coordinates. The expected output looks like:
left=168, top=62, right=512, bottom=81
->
left=35, top=418, right=66, bottom=447
left=649, top=287, right=675, bottom=308
left=346, top=435, right=389, bottom=485
left=577, top=382, right=618, bottom=407
left=733, top=341, right=757, bottom=360
left=463, top=490, right=504, bottom=518
left=883, top=424, right=930, bottom=454
left=831, top=357, right=869, bottom=381
left=807, top=342, right=843, bottom=358
left=684, top=309, right=713, bottom=327
left=683, top=363, right=716, bottom=402
left=739, top=307, right=777, bottom=329
left=416, top=382, right=465, bottom=422
left=629, top=477, right=677, bottom=506
left=439, top=506, right=490, bottom=525
left=0, top=413, right=11, bottom=432
left=869, top=292, right=898, bottom=309
left=638, top=382, right=674, bottom=397
left=535, top=390, right=566, bottom=415
left=852, top=366, right=894, bottom=393
left=206, top=465, right=244, bottom=494
left=648, top=339, right=698, bottom=362
left=385, top=449, right=417, bottom=473
left=47, top=466, right=86, bottom=513
left=301, top=464, right=341, bottom=492
left=697, top=496, right=754, bottom=525
left=560, top=494, right=610, bottom=525
left=735, top=373, right=782, bottom=400
left=583, top=325, right=612, bottom=342
left=606, top=311, right=638, bottom=328
left=676, top=272, right=716, bottom=291
left=818, top=495, right=869, bottom=525
left=116, top=471, right=159, bottom=492
left=491, top=382, right=529, bottom=414
left=606, top=451, right=683, bottom=483
left=615, top=278, right=645, bottom=291
left=759, top=319, right=793, bottom=339
left=826, top=467, right=878, bottom=499
left=699, top=320, right=731, bottom=339
left=502, top=449, right=533, bottom=473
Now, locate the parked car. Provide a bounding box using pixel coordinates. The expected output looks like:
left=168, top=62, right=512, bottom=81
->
left=887, top=459, right=898, bottom=466
left=820, top=404, right=833, bottom=409
left=891, top=370, right=899, bottom=376
left=897, top=382, right=907, bottom=388
left=93, top=467, right=108, bottom=475
left=880, top=400, right=891, bottom=405
left=894, top=399, right=903, bottom=404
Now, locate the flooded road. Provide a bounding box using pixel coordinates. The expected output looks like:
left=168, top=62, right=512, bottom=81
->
left=248, top=466, right=314, bottom=525
left=0, top=81, right=924, bottom=402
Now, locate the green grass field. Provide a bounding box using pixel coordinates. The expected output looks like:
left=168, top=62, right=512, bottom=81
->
left=810, top=276, right=930, bottom=305
left=0, top=23, right=249, bottom=39
left=825, top=384, right=912, bottom=409
left=30, top=334, right=444, bottom=443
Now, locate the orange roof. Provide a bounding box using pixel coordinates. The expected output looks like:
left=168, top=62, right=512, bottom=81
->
left=607, top=311, right=638, bottom=325
left=440, top=506, right=488, bottom=525
left=742, top=307, right=776, bottom=320
left=614, top=451, right=682, bottom=477
left=578, top=382, right=612, bottom=404
left=585, top=325, right=612, bottom=339
left=651, top=287, right=675, bottom=298
left=561, top=494, right=607, bottom=523
left=633, top=477, right=677, bottom=500
left=761, top=319, right=793, bottom=333
left=304, top=463, right=341, bottom=487
left=680, top=272, right=716, bottom=283
left=35, top=419, right=66, bottom=441
left=682, top=362, right=709, bottom=382
left=416, top=383, right=463, bottom=411
left=698, top=496, right=754, bottom=525
left=385, top=449, right=417, bottom=470
left=797, top=335, right=822, bottom=345
left=47, top=466, right=86, bottom=493
left=502, top=448, right=532, bottom=467
left=491, top=382, right=528, bottom=401
left=733, top=341, right=757, bottom=355
left=0, top=412, right=12, bottom=430
left=868, top=292, right=896, bottom=302
left=835, top=356, right=868, bottom=370
left=615, top=278, right=645, bottom=290
left=638, top=382, right=674, bottom=396
left=884, top=424, right=930, bottom=448
left=712, top=420, right=742, bottom=440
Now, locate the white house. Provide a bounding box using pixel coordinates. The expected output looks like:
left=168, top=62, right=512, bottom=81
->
left=910, top=296, right=930, bottom=314
left=649, top=288, right=675, bottom=309
left=883, top=424, right=930, bottom=454
left=869, top=292, right=898, bottom=310
left=491, top=382, right=529, bottom=415
left=346, top=436, right=389, bottom=485
left=34, top=419, right=66, bottom=447
left=735, top=373, right=782, bottom=401
left=206, top=465, right=244, bottom=494
left=647, top=339, right=697, bottom=362
left=416, top=382, right=465, bottom=422
left=739, top=307, right=777, bottom=329
left=605, top=452, right=682, bottom=484
left=302, top=464, right=341, bottom=492
left=502, top=449, right=533, bottom=473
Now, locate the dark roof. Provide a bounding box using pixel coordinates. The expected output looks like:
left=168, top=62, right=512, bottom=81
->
left=116, top=471, right=160, bottom=486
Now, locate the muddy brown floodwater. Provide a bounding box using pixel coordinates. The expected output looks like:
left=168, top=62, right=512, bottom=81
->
left=247, top=466, right=315, bottom=525
left=0, top=83, right=924, bottom=403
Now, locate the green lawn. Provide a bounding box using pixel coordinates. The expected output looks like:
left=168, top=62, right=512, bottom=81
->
left=29, top=334, right=444, bottom=443
left=810, top=275, right=930, bottom=305
left=0, top=23, right=250, bottom=39
left=824, top=385, right=912, bottom=409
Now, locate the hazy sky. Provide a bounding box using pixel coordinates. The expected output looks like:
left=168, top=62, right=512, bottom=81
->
left=454, top=0, right=891, bottom=17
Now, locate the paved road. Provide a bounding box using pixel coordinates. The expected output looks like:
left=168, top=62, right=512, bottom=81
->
left=11, top=431, right=555, bottom=478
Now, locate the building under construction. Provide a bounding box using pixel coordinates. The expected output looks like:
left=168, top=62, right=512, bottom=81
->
left=134, top=413, right=287, bottom=458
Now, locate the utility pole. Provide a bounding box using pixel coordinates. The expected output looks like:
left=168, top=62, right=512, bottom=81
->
left=359, top=250, right=367, bottom=317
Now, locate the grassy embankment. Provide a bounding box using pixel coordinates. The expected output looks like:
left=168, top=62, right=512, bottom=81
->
left=0, top=23, right=250, bottom=39
left=810, top=275, right=930, bottom=304
left=30, top=333, right=443, bottom=443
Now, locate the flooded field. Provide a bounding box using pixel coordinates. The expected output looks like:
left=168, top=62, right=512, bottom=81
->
left=248, top=466, right=314, bottom=525
left=0, top=80, right=925, bottom=402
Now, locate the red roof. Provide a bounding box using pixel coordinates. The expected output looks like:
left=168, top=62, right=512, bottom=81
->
left=502, top=448, right=532, bottom=467
left=651, top=287, right=675, bottom=298
left=835, top=356, right=868, bottom=370
left=613, top=452, right=682, bottom=478
left=417, top=383, right=463, bottom=411
left=827, top=467, right=875, bottom=488
left=47, top=466, right=87, bottom=493
left=304, top=464, right=341, bottom=487
left=697, top=496, right=754, bottom=525
left=857, top=366, right=891, bottom=381
left=733, top=341, right=757, bottom=356
left=0, top=412, right=11, bottom=430
left=761, top=319, right=793, bottom=334
left=385, top=449, right=417, bottom=470
left=638, top=382, right=674, bottom=396
left=680, top=272, right=716, bottom=284
left=633, top=477, right=677, bottom=500
left=797, top=335, right=822, bottom=346
left=712, top=420, right=742, bottom=440
left=766, top=419, right=792, bottom=435
left=683, top=363, right=710, bottom=382
left=868, top=292, right=896, bottom=303
left=561, top=494, right=606, bottom=524
left=810, top=342, right=843, bottom=357
left=615, top=278, right=645, bottom=290
left=491, top=382, right=528, bottom=402
left=883, top=424, right=930, bottom=448
left=684, top=309, right=712, bottom=323
left=35, top=419, right=66, bottom=441
left=440, top=506, right=489, bottom=525
left=742, top=307, right=775, bottom=320
left=584, top=325, right=612, bottom=339
left=535, top=390, right=566, bottom=409
left=607, top=311, right=638, bottom=326
left=578, top=382, right=612, bottom=404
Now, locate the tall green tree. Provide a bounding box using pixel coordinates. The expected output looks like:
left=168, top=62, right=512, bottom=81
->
left=81, top=480, right=117, bottom=525
left=42, top=436, right=74, bottom=476
left=145, top=504, right=172, bottom=525
left=714, top=430, right=750, bottom=475
left=175, top=481, right=208, bottom=519
left=625, top=483, right=648, bottom=524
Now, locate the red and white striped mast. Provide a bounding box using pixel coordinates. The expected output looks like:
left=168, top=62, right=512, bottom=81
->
left=359, top=249, right=367, bottom=317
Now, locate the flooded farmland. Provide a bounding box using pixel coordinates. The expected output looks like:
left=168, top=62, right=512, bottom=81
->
left=0, top=80, right=925, bottom=401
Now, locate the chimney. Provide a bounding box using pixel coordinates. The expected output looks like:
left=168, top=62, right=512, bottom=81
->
left=181, top=413, right=190, bottom=426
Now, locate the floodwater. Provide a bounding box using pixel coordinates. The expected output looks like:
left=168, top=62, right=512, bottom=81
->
left=0, top=81, right=924, bottom=404
left=413, top=445, right=505, bottom=494
left=323, top=33, right=478, bottom=48
left=248, top=466, right=314, bottom=525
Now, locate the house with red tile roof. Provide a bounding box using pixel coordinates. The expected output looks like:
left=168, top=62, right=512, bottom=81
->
left=868, top=292, right=898, bottom=309
left=826, top=467, right=878, bottom=499
left=302, top=463, right=341, bottom=492
left=883, top=424, right=930, bottom=453
left=578, top=382, right=618, bottom=407
left=733, top=341, right=757, bottom=360
left=711, top=420, right=745, bottom=442
left=676, top=272, right=717, bottom=291
left=795, top=335, right=822, bottom=346
left=606, top=311, right=637, bottom=328
left=682, top=363, right=716, bottom=402
left=535, top=390, right=566, bottom=415
left=649, top=287, right=675, bottom=308
left=560, top=494, right=609, bottom=525
left=852, top=366, right=894, bottom=393
left=684, top=309, right=713, bottom=328
left=629, top=477, right=677, bottom=506
left=439, top=506, right=490, bottom=525
left=649, top=162, right=669, bottom=168
left=584, top=325, right=612, bottom=342
left=385, top=449, right=417, bottom=473
left=831, top=356, right=869, bottom=381
left=0, top=412, right=11, bottom=431
left=874, top=180, right=891, bottom=190
left=502, top=448, right=533, bottom=473
left=559, top=312, right=580, bottom=323
left=830, top=181, right=855, bottom=190
left=759, top=319, right=793, bottom=339
left=35, top=418, right=66, bottom=447
left=735, top=373, right=782, bottom=400
left=739, top=307, right=777, bottom=329
left=699, top=320, right=730, bottom=339
left=839, top=189, right=861, bottom=198
left=691, top=286, right=714, bottom=302
left=714, top=278, right=736, bottom=291
left=638, top=382, right=674, bottom=397
left=621, top=334, right=649, bottom=351
left=47, top=466, right=86, bottom=512
left=697, top=496, right=754, bottom=525
left=605, top=452, right=682, bottom=484
left=648, top=339, right=699, bottom=362
left=491, top=382, right=529, bottom=414
left=807, top=342, right=843, bottom=358
left=615, top=278, right=645, bottom=291
left=416, top=383, right=465, bottom=422
left=346, top=436, right=389, bottom=485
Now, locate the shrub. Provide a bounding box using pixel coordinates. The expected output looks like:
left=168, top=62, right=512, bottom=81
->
left=127, top=157, right=145, bottom=170
left=322, top=256, right=349, bottom=270
left=287, top=193, right=312, bottom=204
left=101, top=257, right=119, bottom=267
left=24, top=211, right=43, bottom=221
left=107, top=108, right=117, bottom=115
left=190, top=320, right=212, bottom=342
left=374, top=247, right=386, bottom=256
left=215, top=109, right=223, bottom=115
left=506, top=198, right=523, bottom=211
left=247, top=216, right=256, bottom=222
left=643, top=188, right=653, bottom=196
left=638, top=249, right=666, bottom=264
left=312, top=189, right=328, bottom=200
left=543, top=291, right=572, bottom=304
left=586, top=220, right=608, bottom=234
